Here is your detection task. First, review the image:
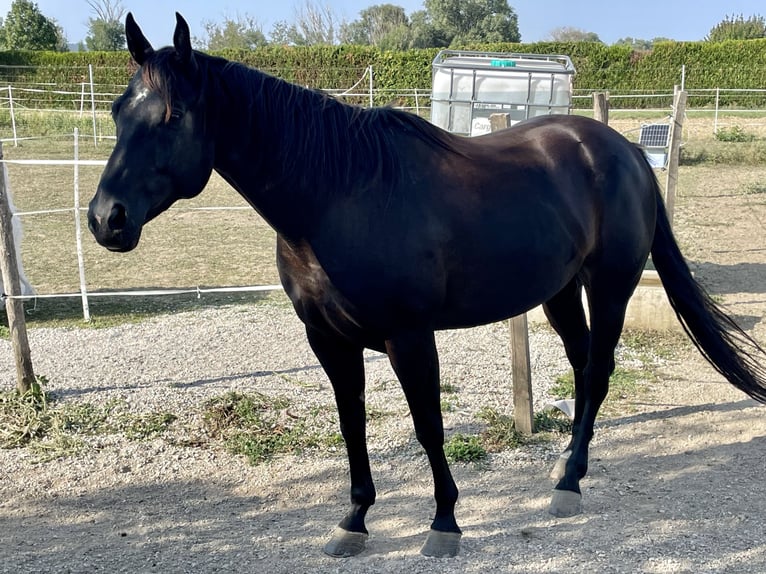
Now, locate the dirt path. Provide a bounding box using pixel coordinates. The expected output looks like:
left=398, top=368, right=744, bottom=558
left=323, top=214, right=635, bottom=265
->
left=1, top=164, right=766, bottom=573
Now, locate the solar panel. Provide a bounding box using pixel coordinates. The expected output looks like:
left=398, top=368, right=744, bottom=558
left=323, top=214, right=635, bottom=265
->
left=638, top=124, right=671, bottom=148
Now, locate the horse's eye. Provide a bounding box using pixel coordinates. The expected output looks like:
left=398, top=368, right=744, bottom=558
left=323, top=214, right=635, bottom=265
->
left=169, top=109, right=183, bottom=123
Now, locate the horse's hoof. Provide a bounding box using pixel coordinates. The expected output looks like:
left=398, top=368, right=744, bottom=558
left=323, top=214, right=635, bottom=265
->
left=549, top=450, right=571, bottom=481
left=548, top=489, right=582, bottom=518
left=421, top=529, right=462, bottom=557
left=323, top=527, right=368, bottom=557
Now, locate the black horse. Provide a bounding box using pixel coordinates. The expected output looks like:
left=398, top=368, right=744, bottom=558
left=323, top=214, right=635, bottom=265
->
left=88, top=13, right=766, bottom=558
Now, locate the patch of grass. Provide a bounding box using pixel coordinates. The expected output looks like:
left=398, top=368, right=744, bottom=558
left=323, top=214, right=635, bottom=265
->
left=533, top=410, right=573, bottom=434
left=441, top=396, right=458, bottom=413
left=202, top=391, right=337, bottom=464
left=608, top=367, right=647, bottom=400
left=549, top=373, right=575, bottom=400
left=620, top=329, right=691, bottom=362
left=440, top=382, right=458, bottom=394
left=475, top=407, right=572, bottom=453
left=477, top=407, right=524, bottom=450
left=0, top=379, right=178, bottom=459
left=117, top=412, right=177, bottom=441
left=743, top=182, right=766, bottom=195
left=5, top=290, right=285, bottom=332
left=476, top=408, right=570, bottom=453
left=681, top=140, right=766, bottom=165
left=714, top=125, right=758, bottom=142
left=57, top=399, right=117, bottom=434
left=0, top=377, right=51, bottom=448
left=444, top=434, right=487, bottom=463
left=365, top=405, right=393, bottom=422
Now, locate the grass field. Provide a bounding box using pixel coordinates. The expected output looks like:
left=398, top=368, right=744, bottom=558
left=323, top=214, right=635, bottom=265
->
left=2, top=111, right=766, bottom=327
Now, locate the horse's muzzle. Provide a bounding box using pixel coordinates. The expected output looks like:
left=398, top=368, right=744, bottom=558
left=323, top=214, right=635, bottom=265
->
left=87, top=196, right=141, bottom=252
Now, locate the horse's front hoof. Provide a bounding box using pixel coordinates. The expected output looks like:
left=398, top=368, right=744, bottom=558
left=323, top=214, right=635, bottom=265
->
left=421, top=529, right=462, bottom=557
left=548, top=489, right=582, bottom=518
left=323, top=526, right=368, bottom=557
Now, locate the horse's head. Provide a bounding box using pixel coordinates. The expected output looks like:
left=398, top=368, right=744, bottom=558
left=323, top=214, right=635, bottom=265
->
left=88, top=12, right=214, bottom=252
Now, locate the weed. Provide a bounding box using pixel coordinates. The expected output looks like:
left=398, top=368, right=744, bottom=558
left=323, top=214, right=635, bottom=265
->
left=549, top=373, right=575, bottom=399
left=440, top=382, right=458, bottom=394
left=365, top=405, right=392, bottom=422
left=202, top=391, right=335, bottom=464
left=118, top=412, right=177, bottom=440
left=477, top=407, right=524, bottom=450
left=1, top=378, right=180, bottom=460
left=533, top=410, right=573, bottom=434
left=444, top=434, right=487, bottom=463
left=743, top=182, right=766, bottom=195
left=0, top=377, right=51, bottom=448
left=620, top=329, right=691, bottom=361
left=441, top=396, right=458, bottom=413
left=714, top=125, right=758, bottom=142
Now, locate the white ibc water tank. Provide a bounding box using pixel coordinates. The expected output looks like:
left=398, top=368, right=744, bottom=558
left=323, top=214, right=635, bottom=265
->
left=431, top=50, right=576, bottom=136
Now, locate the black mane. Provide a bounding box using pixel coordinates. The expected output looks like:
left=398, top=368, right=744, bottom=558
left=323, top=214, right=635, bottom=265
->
left=189, top=50, right=462, bottom=193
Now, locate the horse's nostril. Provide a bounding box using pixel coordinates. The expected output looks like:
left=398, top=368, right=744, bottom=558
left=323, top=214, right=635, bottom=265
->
left=107, top=203, right=127, bottom=231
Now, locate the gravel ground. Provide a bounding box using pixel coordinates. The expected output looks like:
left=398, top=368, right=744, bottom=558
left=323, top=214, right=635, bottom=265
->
left=2, top=163, right=766, bottom=573
left=1, top=300, right=765, bottom=574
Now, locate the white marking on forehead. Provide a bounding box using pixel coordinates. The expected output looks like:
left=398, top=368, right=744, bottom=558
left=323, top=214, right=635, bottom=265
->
left=130, top=87, right=150, bottom=107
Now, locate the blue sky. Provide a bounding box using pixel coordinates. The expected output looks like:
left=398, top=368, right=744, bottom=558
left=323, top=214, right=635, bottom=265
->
left=0, top=0, right=763, bottom=45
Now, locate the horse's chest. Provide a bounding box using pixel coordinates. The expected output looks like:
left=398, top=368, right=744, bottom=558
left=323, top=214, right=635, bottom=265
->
left=276, top=237, right=375, bottom=338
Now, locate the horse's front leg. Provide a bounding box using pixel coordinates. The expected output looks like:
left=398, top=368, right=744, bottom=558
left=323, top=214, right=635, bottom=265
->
left=306, top=327, right=374, bottom=557
left=386, top=330, right=462, bottom=557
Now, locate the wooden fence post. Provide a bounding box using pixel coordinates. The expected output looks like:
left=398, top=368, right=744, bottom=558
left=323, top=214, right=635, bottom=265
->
left=489, top=112, right=534, bottom=434
left=593, top=92, right=609, bottom=124
left=510, top=312, right=534, bottom=434
left=665, top=87, right=687, bottom=228
left=0, top=142, right=36, bottom=394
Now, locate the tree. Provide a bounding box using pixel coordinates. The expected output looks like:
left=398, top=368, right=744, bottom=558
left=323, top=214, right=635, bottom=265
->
left=422, top=0, right=520, bottom=46
left=85, top=0, right=126, bottom=51
left=274, top=0, right=343, bottom=45
left=706, top=13, right=766, bottom=41
left=199, top=14, right=267, bottom=50
left=547, top=26, right=602, bottom=43
left=613, top=37, right=672, bottom=50
left=0, top=0, right=67, bottom=50
left=407, top=10, right=448, bottom=48
left=341, top=4, right=409, bottom=47
left=614, top=37, right=652, bottom=50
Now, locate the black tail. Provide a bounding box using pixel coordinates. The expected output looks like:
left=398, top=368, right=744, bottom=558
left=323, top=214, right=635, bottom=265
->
left=650, top=180, right=766, bottom=403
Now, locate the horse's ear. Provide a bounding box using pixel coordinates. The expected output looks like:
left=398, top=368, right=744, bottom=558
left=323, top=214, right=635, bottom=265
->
left=125, top=12, right=153, bottom=66
left=173, top=12, right=193, bottom=66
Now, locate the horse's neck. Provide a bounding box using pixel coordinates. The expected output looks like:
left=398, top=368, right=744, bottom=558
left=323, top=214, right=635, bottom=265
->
left=210, top=75, right=325, bottom=239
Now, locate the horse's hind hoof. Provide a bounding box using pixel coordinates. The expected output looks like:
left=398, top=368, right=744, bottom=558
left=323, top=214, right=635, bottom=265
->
left=548, top=489, right=582, bottom=518
left=323, top=527, right=368, bottom=557
left=421, top=529, right=462, bottom=557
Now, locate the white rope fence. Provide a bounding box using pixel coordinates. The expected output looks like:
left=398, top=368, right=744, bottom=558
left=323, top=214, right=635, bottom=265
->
left=0, top=130, right=283, bottom=321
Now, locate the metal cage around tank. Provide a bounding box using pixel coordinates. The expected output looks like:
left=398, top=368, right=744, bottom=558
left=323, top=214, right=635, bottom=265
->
left=430, top=50, right=576, bottom=137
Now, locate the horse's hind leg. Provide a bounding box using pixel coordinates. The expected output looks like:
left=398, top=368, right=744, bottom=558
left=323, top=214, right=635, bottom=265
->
left=548, top=275, right=639, bottom=518
left=385, top=330, right=462, bottom=557
left=542, top=277, right=590, bottom=482
left=306, top=327, right=374, bottom=557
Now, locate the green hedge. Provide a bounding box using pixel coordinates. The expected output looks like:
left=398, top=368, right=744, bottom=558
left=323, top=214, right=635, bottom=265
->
left=1, top=38, right=766, bottom=109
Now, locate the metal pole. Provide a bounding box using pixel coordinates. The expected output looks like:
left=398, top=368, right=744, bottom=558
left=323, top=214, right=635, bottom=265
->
left=88, top=64, right=97, bottom=146
left=79, top=81, right=86, bottom=118
left=8, top=86, right=17, bottom=147
left=368, top=65, right=373, bottom=108
left=714, top=87, right=720, bottom=134
left=73, top=128, right=91, bottom=322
